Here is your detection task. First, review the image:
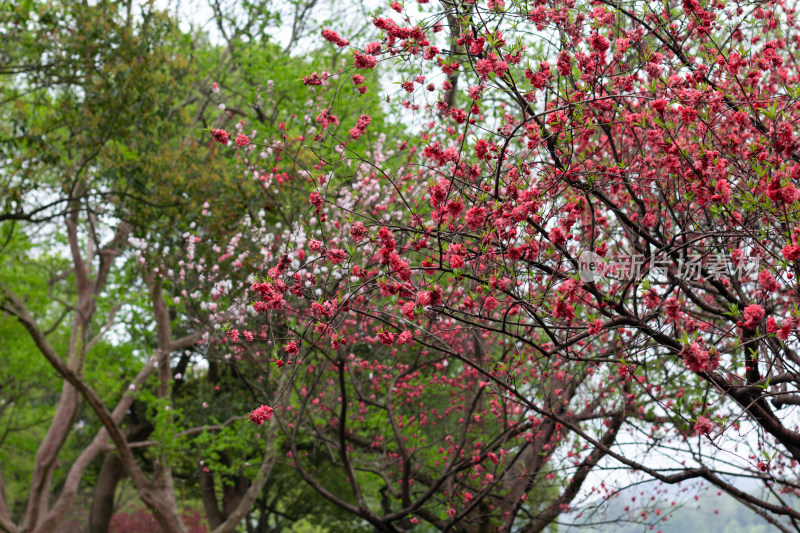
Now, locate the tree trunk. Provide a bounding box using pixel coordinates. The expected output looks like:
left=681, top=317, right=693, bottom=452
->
left=87, top=453, right=124, bottom=533
left=88, top=419, right=152, bottom=533
left=200, top=474, right=224, bottom=529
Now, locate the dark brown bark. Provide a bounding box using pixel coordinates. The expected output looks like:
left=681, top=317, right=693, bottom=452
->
left=222, top=475, right=248, bottom=519
left=200, top=474, right=225, bottom=530
left=88, top=421, right=152, bottom=533
left=199, top=469, right=249, bottom=530
left=87, top=453, right=124, bottom=533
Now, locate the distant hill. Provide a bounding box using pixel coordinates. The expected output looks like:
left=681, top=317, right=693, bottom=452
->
left=556, top=480, right=794, bottom=532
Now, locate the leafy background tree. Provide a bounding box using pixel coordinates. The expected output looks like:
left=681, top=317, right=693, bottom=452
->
left=1, top=0, right=401, bottom=530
